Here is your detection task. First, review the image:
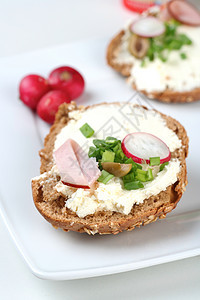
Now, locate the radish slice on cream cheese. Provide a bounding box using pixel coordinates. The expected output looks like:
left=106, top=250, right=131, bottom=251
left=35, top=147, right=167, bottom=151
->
left=121, top=132, right=171, bottom=164
left=54, top=139, right=101, bottom=189
left=130, top=17, right=165, bottom=38
left=168, top=0, right=200, bottom=26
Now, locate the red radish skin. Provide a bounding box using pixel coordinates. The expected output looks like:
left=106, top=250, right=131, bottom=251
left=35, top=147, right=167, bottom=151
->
left=19, top=74, right=50, bottom=110
left=48, top=66, right=85, bottom=100
left=130, top=17, right=165, bottom=38
left=168, top=0, right=200, bottom=26
left=123, top=0, right=155, bottom=14
left=62, top=181, right=90, bottom=189
left=37, top=90, right=71, bottom=124
left=122, top=132, right=171, bottom=164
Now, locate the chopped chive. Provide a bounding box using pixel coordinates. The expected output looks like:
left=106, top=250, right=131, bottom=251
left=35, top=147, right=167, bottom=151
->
left=105, top=137, right=118, bottom=143
left=79, top=123, right=94, bottom=138
left=97, top=170, right=114, bottom=184
left=160, top=161, right=169, bottom=172
left=88, top=146, right=100, bottom=158
left=102, top=150, right=115, bottom=163
left=140, top=59, right=146, bottom=67
left=124, top=181, right=144, bottom=190
left=135, top=173, right=147, bottom=182
left=125, top=158, right=142, bottom=170
left=122, top=172, right=135, bottom=184
left=136, top=169, right=147, bottom=175
left=180, top=52, right=187, bottom=59
left=113, top=144, right=120, bottom=153
left=125, top=158, right=133, bottom=164
left=146, top=168, right=154, bottom=181
left=136, top=163, right=142, bottom=170
left=149, top=157, right=160, bottom=166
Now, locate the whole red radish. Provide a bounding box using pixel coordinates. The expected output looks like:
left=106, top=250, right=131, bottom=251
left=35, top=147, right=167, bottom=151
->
left=48, top=66, right=85, bottom=100
left=19, top=74, right=50, bottom=110
left=37, top=90, right=71, bottom=124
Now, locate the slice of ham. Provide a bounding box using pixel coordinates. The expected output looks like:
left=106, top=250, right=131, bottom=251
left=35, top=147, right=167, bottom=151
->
left=159, top=4, right=172, bottom=22
left=53, top=139, right=101, bottom=189
left=168, top=0, right=200, bottom=26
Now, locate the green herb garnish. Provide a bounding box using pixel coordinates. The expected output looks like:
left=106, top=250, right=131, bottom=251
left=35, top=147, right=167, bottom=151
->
left=143, top=21, right=192, bottom=64
left=124, top=181, right=144, bottom=190
left=180, top=52, right=187, bottom=59
left=97, top=170, right=114, bottom=184
left=89, top=136, right=157, bottom=190
left=146, top=168, right=154, bottom=181
left=79, top=123, right=94, bottom=138
left=160, top=161, right=169, bottom=172
left=149, top=157, right=160, bottom=166
left=136, top=169, right=148, bottom=182
left=102, top=150, right=115, bottom=163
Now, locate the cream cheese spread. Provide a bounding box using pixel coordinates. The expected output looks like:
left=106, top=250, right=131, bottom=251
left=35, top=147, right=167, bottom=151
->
left=56, top=159, right=180, bottom=218
left=115, top=23, right=200, bottom=93
left=52, top=103, right=182, bottom=217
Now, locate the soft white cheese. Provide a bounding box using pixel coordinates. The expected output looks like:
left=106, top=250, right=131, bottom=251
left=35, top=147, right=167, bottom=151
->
left=115, top=23, right=200, bottom=93
left=57, top=159, right=180, bottom=218
left=54, top=104, right=181, bottom=152
left=53, top=103, right=182, bottom=218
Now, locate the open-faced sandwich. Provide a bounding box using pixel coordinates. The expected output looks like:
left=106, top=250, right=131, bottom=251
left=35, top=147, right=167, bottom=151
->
left=32, top=101, right=188, bottom=234
left=107, top=0, right=200, bottom=103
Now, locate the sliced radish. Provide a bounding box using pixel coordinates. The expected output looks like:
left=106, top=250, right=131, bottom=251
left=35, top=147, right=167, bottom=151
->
left=130, top=16, right=165, bottom=38
left=168, top=0, right=200, bottom=26
left=121, top=132, right=171, bottom=164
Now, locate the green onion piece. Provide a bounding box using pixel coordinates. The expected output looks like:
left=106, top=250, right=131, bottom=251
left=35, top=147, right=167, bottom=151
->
left=141, top=59, right=146, bottom=67
left=105, top=137, right=118, bottom=143
left=124, top=181, right=144, bottom=190
left=125, top=158, right=142, bottom=170
left=160, top=161, right=169, bottom=172
left=79, top=123, right=94, bottom=138
left=135, top=172, right=147, bottom=182
left=136, top=169, right=147, bottom=175
left=93, top=139, right=106, bottom=148
left=112, top=144, right=120, bottom=153
left=97, top=170, right=114, bottom=184
left=136, top=163, right=142, bottom=170
left=123, top=172, right=135, bottom=184
left=102, top=150, right=115, bottom=163
left=146, top=168, right=154, bottom=181
left=125, top=158, right=133, bottom=165
left=88, top=146, right=100, bottom=158
left=149, top=157, right=160, bottom=166
left=180, top=52, right=187, bottom=59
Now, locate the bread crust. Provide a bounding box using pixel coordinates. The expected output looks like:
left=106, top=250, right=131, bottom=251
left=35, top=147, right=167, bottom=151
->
left=32, top=102, right=188, bottom=235
left=107, top=31, right=200, bottom=103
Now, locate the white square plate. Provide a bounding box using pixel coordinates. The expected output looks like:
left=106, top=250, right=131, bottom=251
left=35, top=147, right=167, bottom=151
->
left=0, top=38, right=200, bottom=280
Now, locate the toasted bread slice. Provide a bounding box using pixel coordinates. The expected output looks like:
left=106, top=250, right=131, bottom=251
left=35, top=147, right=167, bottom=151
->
left=32, top=102, right=188, bottom=235
left=107, top=30, right=200, bottom=103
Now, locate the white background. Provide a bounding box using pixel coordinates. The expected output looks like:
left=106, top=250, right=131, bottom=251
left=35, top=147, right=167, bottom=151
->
left=1, top=0, right=200, bottom=299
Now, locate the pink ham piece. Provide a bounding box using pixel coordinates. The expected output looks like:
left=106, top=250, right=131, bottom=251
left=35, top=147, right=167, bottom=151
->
left=53, top=139, right=101, bottom=189
left=159, top=4, right=172, bottom=22
left=168, top=0, right=200, bottom=26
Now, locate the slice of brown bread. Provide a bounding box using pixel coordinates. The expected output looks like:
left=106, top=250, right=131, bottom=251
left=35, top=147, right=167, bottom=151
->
left=32, top=102, right=188, bottom=235
left=107, top=30, right=200, bottom=103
